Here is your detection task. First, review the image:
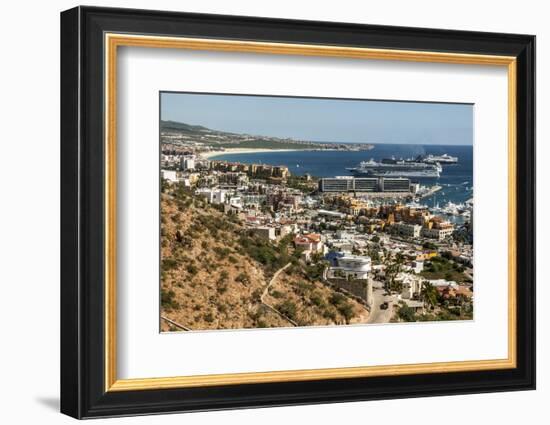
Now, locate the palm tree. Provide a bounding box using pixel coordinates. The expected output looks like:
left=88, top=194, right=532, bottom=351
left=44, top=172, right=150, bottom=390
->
left=420, top=281, right=438, bottom=309
left=384, top=253, right=404, bottom=293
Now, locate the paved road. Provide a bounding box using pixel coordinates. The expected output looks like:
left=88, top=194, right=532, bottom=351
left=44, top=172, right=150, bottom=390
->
left=366, top=281, right=396, bottom=324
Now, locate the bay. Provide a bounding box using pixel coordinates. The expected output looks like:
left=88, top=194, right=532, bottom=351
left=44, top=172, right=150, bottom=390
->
left=211, top=144, right=473, bottom=206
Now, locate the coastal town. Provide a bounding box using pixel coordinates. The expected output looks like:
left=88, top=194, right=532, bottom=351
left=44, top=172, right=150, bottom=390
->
left=159, top=123, right=474, bottom=331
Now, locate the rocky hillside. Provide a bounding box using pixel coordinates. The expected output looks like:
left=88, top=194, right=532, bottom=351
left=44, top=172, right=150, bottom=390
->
left=160, top=186, right=368, bottom=331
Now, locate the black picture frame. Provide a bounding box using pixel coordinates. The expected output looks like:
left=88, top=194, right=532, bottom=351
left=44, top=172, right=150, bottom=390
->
left=61, top=5, right=535, bottom=419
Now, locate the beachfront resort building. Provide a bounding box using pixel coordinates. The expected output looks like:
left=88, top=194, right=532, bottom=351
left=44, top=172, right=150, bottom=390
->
left=318, top=176, right=412, bottom=193
left=180, top=154, right=196, bottom=171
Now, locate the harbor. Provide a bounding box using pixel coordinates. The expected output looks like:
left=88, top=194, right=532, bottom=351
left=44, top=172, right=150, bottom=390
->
left=418, top=185, right=442, bottom=199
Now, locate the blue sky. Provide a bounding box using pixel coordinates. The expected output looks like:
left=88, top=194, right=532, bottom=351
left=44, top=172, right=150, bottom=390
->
left=161, top=92, right=473, bottom=145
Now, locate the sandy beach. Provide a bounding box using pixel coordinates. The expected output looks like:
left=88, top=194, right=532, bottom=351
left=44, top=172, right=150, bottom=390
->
left=200, top=148, right=307, bottom=159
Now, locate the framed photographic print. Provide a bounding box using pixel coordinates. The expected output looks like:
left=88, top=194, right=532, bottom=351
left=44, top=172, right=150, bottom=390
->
left=60, top=6, right=536, bottom=419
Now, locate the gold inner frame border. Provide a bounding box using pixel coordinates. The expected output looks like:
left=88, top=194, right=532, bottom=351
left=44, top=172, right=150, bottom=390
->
left=104, top=33, right=517, bottom=392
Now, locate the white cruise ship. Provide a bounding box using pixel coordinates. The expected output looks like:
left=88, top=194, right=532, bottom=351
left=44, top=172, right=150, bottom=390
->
left=347, top=158, right=441, bottom=178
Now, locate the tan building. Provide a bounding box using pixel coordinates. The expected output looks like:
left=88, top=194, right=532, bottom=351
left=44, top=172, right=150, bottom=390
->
left=294, top=233, right=323, bottom=253
left=421, top=222, right=454, bottom=240
left=252, top=226, right=277, bottom=241
left=394, top=222, right=422, bottom=238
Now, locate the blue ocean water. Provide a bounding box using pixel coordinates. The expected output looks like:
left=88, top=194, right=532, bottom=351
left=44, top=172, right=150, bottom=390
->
left=212, top=144, right=473, bottom=206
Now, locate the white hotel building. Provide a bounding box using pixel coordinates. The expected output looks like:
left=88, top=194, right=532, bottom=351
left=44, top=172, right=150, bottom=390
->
left=328, top=254, right=372, bottom=280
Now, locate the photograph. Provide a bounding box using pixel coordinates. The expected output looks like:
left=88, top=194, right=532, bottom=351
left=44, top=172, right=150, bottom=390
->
left=159, top=92, right=474, bottom=331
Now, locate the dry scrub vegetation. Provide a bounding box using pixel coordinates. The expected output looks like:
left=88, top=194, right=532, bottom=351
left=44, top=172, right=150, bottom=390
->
left=160, top=185, right=368, bottom=331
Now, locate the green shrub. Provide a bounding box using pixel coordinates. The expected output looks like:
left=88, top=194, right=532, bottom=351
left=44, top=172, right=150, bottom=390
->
left=237, top=234, right=287, bottom=272
left=329, top=292, right=347, bottom=307
left=337, top=302, right=354, bottom=323
left=235, top=272, right=250, bottom=285
left=277, top=300, right=297, bottom=320
left=213, top=246, right=232, bottom=259
left=186, top=264, right=198, bottom=275
left=322, top=307, right=337, bottom=321
left=270, top=290, right=284, bottom=299
left=294, top=280, right=314, bottom=297
left=227, top=255, right=238, bottom=264
left=161, top=258, right=179, bottom=271
left=160, top=289, right=180, bottom=311
left=397, top=305, right=417, bottom=322
left=304, top=262, right=325, bottom=282
left=310, top=291, right=326, bottom=308
left=328, top=292, right=354, bottom=322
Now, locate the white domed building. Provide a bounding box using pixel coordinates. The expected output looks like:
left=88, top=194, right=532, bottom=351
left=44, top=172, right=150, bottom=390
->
left=328, top=254, right=372, bottom=280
